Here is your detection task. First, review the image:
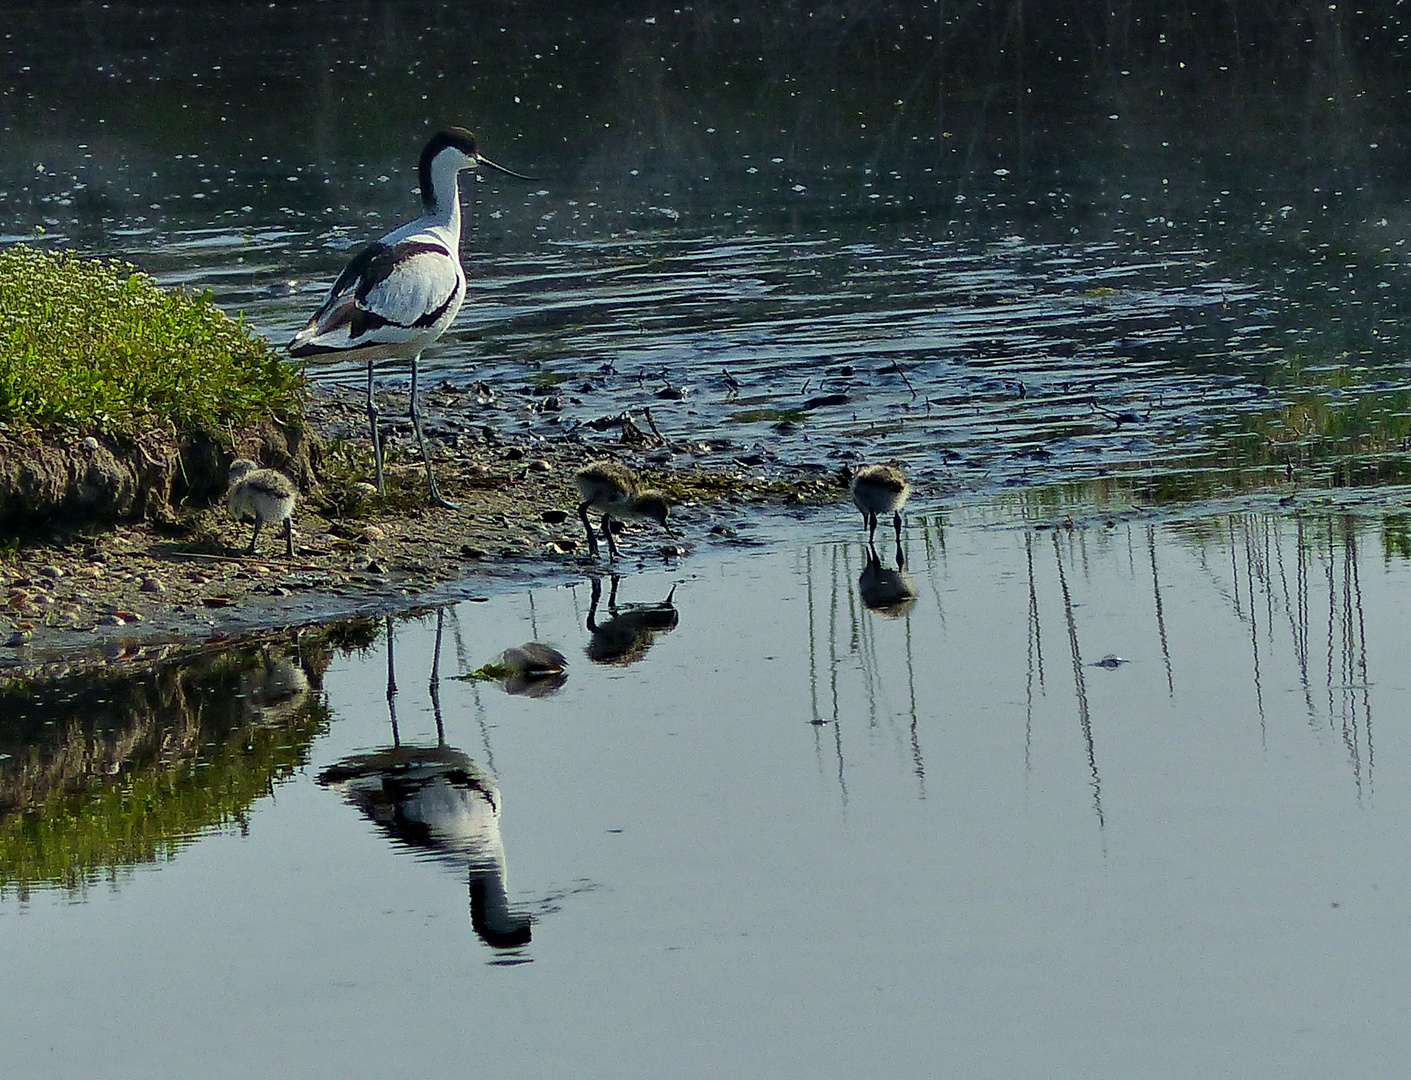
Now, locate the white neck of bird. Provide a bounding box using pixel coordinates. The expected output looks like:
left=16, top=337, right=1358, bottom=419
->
left=423, top=152, right=469, bottom=234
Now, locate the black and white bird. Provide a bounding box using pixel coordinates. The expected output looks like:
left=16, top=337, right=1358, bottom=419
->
left=288, top=127, right=529, bottom=509
left=227, top=458, right=297, bottom=558
left=850, top=462, right=910, bottom=546
left=573, top=459, right=673, bottom=560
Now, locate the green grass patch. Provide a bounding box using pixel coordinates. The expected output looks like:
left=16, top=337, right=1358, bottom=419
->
left=0, top=245, right=300, bottom=435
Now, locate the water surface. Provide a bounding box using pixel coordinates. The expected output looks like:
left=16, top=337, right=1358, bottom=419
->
left=4, top=505, right=1411, bottom=1078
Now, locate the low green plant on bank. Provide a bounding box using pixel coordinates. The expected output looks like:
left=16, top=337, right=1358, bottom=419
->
left=0, top=245, right=300, bottom=435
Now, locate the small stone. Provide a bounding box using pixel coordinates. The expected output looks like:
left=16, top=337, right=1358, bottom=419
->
left=5, top=630, right=32, bottom=647
left=39, top=565, right=65, bottom=579
left=504, top=446, right=525, bottom=461
left=140, top=577, right=165, bottom=593
left=97, top=613, right=124, bottom=626
left=83, top=435, right=100, bottom=451
left=460, top=545, right=489, bottom=559
left=360, top=525, right=387, bottom=542
left=542, top=509, right=569, bottom=525
left=352, top=481, right=379, bottom=499
left=528, top=459, right=553, bottom=473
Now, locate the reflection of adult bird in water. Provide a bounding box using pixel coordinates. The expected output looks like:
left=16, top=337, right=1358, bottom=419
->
left=850, top=462, right=910, bottom=546
left=288, top=127, right=530, bottom=509
left=585, top=575, right=679, bottom=664
left=318, top=744, right=531, bottom=949
left=318, top=611, right=532, bottom=949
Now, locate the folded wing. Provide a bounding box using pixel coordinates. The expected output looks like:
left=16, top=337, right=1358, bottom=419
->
left=289, top=240, right=463, bottom=357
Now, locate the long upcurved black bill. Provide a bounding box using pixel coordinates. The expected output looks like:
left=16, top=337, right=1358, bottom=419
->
left=477, top=156, right=539, bottom=181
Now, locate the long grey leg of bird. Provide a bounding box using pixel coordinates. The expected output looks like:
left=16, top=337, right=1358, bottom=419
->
left=247, top=517, right=262, bottom=556
left=367, top=358, right=385, bottom=495
left=283, top=516, right=294, bottom=558
left=410, top=353, right=460, bottom=510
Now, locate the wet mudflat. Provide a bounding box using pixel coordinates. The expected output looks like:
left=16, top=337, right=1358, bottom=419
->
left=4, top=503, right=1410, bottom=1079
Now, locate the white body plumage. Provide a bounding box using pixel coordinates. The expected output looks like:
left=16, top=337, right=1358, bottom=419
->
left=287, top=147, right=470, bottom=363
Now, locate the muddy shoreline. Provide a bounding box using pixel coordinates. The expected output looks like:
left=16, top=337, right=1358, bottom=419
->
left=0, top=380, right=843, bottom=680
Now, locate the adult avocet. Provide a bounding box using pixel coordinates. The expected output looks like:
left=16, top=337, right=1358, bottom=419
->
left=288, top=127, right=528, bottom=509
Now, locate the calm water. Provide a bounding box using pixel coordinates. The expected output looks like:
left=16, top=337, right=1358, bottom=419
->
left=5, top=505, right=1411, bottom=1078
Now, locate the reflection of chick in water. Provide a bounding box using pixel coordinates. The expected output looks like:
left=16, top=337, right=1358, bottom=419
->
left=237, top=648, right=311, bottom=722
left=585, top=575, right=679, bottom=665
left=318, top=746, right=532, bottom=949
left=859, top=542, right=916, bottom=618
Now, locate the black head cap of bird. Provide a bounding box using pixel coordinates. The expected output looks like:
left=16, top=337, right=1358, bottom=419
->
left=420, top=126, right=535, bottom=210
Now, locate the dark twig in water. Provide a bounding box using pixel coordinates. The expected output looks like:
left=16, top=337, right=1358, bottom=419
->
left=1090, top=399, right=1153, bottom=429
left=642, top=407, right=675, bottom=450
left=618, top=412, right=655, bottom=446
left=884, top=361, right=917, bottom=397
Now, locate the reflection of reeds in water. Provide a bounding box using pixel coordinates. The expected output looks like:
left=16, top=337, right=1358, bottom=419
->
left=1049, top=529, right=1105, bottom=832
left=1176, top=512, right=1375, bottom=798
left=801, top=528, right=930, bottom=804
left=1147, top=524, right=1175, bottom=696
left=797, top=502, right=1385, bottom=835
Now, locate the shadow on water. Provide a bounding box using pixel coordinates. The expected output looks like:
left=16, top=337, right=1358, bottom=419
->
left=318, top=612, right=534, bottom=959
